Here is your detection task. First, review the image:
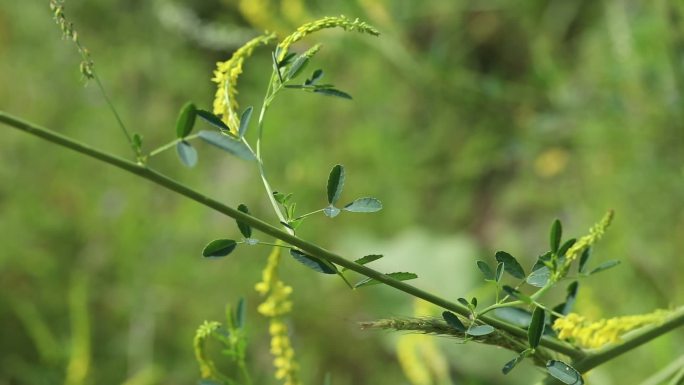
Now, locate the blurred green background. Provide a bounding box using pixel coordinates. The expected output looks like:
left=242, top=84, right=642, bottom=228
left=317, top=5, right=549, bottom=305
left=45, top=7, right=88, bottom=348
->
left=1, top=0, right=684, bottom=384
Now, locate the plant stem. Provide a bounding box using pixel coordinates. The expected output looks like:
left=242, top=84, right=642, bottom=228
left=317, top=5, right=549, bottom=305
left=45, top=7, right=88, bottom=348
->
left=0, top=110, right=585, bottom=360
left=92, top=74, right=140, bottom=161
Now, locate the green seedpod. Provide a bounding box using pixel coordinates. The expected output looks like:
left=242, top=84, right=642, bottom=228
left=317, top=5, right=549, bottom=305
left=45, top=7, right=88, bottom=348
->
left=354, top=272, right=417, bottom=288
left=176, top=102, right=197, bottom=138
left=327, top=164, right=345, bottom=205
left=236, top=204, right=252, bottom=238
left=176, top=141, right=198, bottom=168
left=343, top=197, right=382, bottom=213
left=290, top=249, right=337, bottom=274
left=202, top=239, right=237, bottom=258
left=495, top=251, right=526, bottom=279
left=546, top=360, right=584, bottom=384
left=476, top=260, right=494, bottom=280
left=442, top=311, right=466, bottom=332
left=550, top=219, right=562, bottom=253
left=528, top=307, right=545, bottom=349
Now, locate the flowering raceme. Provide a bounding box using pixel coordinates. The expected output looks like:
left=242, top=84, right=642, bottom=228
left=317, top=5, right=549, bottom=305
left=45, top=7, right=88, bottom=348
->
left=553, top=310, right=669, bottom=349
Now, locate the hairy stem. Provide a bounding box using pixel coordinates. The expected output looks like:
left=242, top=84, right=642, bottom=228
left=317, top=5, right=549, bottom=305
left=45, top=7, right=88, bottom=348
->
left=0, top=110, right=584, bottom=359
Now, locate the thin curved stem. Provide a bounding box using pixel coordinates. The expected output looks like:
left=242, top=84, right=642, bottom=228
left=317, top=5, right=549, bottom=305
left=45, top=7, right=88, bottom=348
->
left=0, top=110, right=585, bottom=360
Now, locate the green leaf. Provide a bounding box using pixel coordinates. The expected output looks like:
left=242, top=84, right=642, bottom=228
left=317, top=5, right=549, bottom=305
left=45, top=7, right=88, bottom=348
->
left=278, top=52, right=296, bottom=66
left=495, top=262, right=505, bottom=282
left=197, top=109, right=231, bottom=132
left=587, top=260, right=620, bottom=275
left=132, top=133, right=143, bottom=150
left=235, top=297, right=246, bottom=329
left=550, top=219, right=562, bottom=253
left=238, top=106, right=253, bottom=138
left=290, top=249, right=337, bottom=274
left=273, top=191, right=292, bottom=204
left=305, top=69, right=324, bottom=85
left=286, top=45, right=319, bottom=80
left=342, top=254, right=383, bottom=271
left=528, top=307, right=545, bottom=349
left=442, top=311, right=466, bottom=332
left=546, top=360, right=584, bottom=384
left=563, top=281, right=579, bottom=314
left=202, top=239, right=237, bottom=258
left=502, top=286, right=533, bottom=304
left=198, top=130, right=255, bottom=161
left=558, top=238, right=576, bottom=257
left=176, top=102, right=197, bottom=138
left=471, top=297, right=478, bottom=308
left=493, top=307, right=532, bottom=328
left=323, top=205, right=341, bottom=218
left=502, top=356, right=523, bottom=374
left=354, top=272, right=417, bottom=288
left=531, top=252, right=552, bottom=272
left=458, top=298, right=469, bottom=307
left=343, top=197, right=383, bottom=213
left=476, top=260, right=494, bottom=281
left=327, top=164, right=345, bottom=205
left=314, top=88, right=352, bottom=99
left=579, top=247, right=592, bottom=274
left=527, top=266, right=550, bottom=287
left=467, top=325, right=495, bottom=336
left=236, top=204, right=252, bottom=238
left=495, top=251, right=526, bottom=279
left=176, top=141, right=198, bottom=167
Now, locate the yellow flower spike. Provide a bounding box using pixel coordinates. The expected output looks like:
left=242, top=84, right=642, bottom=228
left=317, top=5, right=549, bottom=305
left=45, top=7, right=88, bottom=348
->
left=277, top=15, right=379, bottom=60
left=212, top=33, right=276, bottom=133
left=564, top=210, right=614, bottom=264
left=552, top=309, right=669, bottom=349
left=193, top=321, right=222, bottom=379
left=256, top=245, right=301, bottom=385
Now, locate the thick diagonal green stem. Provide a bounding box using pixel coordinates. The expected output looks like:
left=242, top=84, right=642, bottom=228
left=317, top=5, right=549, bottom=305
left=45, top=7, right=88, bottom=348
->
left=0, top=110, right=582, bottom=359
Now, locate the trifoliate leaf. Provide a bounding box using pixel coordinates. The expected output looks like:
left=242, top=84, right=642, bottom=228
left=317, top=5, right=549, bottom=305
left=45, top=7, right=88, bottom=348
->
left=495, top=251, right=526, bottom=279
left=477, top=260, right=495, bottom=281
left=176, top=141, right=198, bottom=168
left=546, top=360, right=584, bottom=384
left=290, top=249, right=337, bottom=274
left=323, top=205, right=341, bottom=218
left=236, top=204, right=252, bottom=238
left=354, top=272, right=417, bottom=288
left=343, top=197, right=382, bottom=213
left=327, top=164, right=345, bottom=205
left=176, top=102, right=197, bottom=138
left=202, top=239, right=237, bottom=258
left=198, top=130, right=255, bottom=161
left=550, top=219, right=562, bottom=253
left=467, top=325, right=495, bottom=336
left=442, top=311, right=466, bottom=332
left=528, top=307, right=545, bottom=348
left=238, top=106, right=253, bottom=138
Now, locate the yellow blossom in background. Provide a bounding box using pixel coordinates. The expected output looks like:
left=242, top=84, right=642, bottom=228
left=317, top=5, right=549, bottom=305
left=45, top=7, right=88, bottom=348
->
left=534, top=147, right=569, bottom=178
left=396, top=300, right=453, bottom=385
left=553, top=310, right=669, bottom=349
left=255, top=245, right=301, bottom=385
left=212, top=33, right=276, bottom=133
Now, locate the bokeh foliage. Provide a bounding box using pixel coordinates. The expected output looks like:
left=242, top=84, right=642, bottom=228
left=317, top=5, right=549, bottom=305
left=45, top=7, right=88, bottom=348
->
left=1, top=0, right=683, bottom=384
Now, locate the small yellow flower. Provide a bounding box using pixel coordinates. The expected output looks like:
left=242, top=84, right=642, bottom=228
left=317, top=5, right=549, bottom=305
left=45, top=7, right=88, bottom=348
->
left=553, top=310, right=669, bottom=349
left=564, top=210, right=614, bottom=264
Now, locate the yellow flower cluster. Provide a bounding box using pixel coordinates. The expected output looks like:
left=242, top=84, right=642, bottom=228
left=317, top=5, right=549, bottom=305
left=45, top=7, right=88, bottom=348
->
left=277, top=15, right=379, bottom=60
left=564, top=210, right=614, bottom=263
left=255, top=246, right=301, bottom=385
left=212, top=33, right=276, bottom=133
left=553, top=310, right=668, bottom=349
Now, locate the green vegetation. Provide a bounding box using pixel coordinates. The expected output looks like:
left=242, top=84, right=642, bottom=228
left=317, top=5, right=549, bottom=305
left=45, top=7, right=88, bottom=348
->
left=1, top=1, right=684, bottom=384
